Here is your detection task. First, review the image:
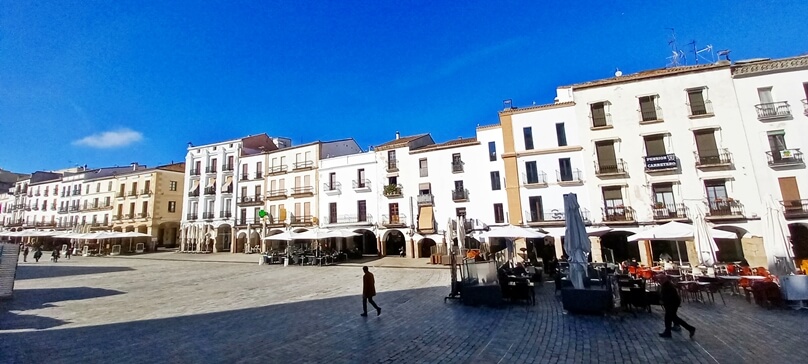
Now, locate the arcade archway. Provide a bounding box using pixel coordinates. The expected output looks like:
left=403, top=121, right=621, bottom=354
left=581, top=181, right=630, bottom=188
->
left=714, top=226, right=746, bottom=263
left=419, top=238, right=436, bottom=258
left=600, top=231, right=638, bottom=263
left=383, top=230, right=406, bottom=256
left=351, top=229, right=377, bottom=255
left=217, top=225, right=232, bottom=252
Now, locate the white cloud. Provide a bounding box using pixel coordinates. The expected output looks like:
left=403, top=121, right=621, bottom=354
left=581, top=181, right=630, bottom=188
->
left=73, top=128, right=143, bottom=148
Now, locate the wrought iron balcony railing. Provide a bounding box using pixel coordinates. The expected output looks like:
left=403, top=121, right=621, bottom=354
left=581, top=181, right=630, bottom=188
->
left=594, top=159, right=628, bottom=176
left=602, top=206, right=636, bottom=222
left=706, top=199, right=744, bottom=217
left=651, top=203, right=688, bottom=220
left=522, top=171, right=548, bottom=186
left=766, top=149, right=804, bottom=167
left=782, top=199, right=808, bottom=219
left=694, top=149, right=732, bottom=168
left=755, top=101, right=791, bottom=120
left=556, top=169, right=583, bottom=183
left=452, top=188, right=469, bottom=202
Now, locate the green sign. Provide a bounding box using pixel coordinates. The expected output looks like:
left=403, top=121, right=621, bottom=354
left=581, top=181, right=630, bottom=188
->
left=258, top=210, right=267, bottom=218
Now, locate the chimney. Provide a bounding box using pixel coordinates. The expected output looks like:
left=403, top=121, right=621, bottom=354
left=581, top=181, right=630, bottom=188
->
left=131, top=162, right=138, bottom=171
left=395, top=131, right=400, bottom=140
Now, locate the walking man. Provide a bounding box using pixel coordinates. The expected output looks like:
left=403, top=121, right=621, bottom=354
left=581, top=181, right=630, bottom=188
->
left=22, top=245, right=30, bottom=262
left=659, top=276, right=695, bottom=339
left=33, top=247, right=43, bottom=262
left=361, top=266, right=381, bottom=317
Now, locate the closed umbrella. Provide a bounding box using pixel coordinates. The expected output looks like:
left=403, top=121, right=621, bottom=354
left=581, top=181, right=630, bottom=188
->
left=688, top=203, right=719, bottom=266
left=763, top=195, right=795, bottom=275
left=563, top=193, right=590, bottom=290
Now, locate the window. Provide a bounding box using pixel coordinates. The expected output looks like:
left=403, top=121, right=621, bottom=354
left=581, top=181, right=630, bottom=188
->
left=488, top=141, right=497, bottom=161
left=528, top=196, right=543, bottom=222
left=107, top=181, right=112, bottom=191
left=329, top=202, right=337, bottom=223
left=555, top=123, right=567, bottom=147
left=419, top=159, right=428, bottom=177
left=694, top=130, right=720, bottom=164
left=525, top=161, right=539, bottom=184
left=523, top=127, right=534, bottom=150
left=211, top=158, right=217, bottom=172
left=590, top=102, right=608, bottom=127
left=388, top=203, right=400, bottom=223
left=168, top=201, right=176, bottom=213
left=558, top=158, right=573, bottom=181
left=388, top=176, right=398, bottom=186
left=254, top=185, right=261, bottom=197
left=638, top=95, right=659, bottom=121
left=644, top=135, right=666, bottom=157
left=490, top=171, right=501, bottom=190
left=170, top=181, right=178, bottom=191
left=240, top=186, right=248, bottom=198
left=227, top=155, right=234, bottom=169
left=653, top=183, right=676, bottom=211
left=96, top=183, right=100, bottom=193
left=85, top=185, right=90, bottom=194
left=256, top=162, right=263, bottom=178
left=144, top=180, right=151, bottom=194
left=493, top=203, right=504, bottom=223
left=357, top=169, right=366, bottom=187
left=602, top=186, right=625, bottom=219
left=758, top=87, right=774, bottom=104
left=687, top=88, right=710, bottom=116
left=456, top=207, right=466, bottom=217
left=705, top=179, right=730, bottom=214
left=141, top=201, right=149, bottom=214
left=451, top=153, right=462, bottom=172
left=357, top=200, right=367, bottom=222
left=387, top=150, right=397, bottom=169
left=328, top=172, right=336, bottom=189
left=595, top=140, right=618, bottom=173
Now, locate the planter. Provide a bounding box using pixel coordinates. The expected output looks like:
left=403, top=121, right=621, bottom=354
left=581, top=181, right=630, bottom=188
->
left=561, top=288, right=613, bottom=314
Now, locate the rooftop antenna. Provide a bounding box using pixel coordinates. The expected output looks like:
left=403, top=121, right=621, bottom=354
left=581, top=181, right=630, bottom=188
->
left=717, top=49, right=731, bottom=62
left=666, top=28, right=684, bottom=67
left=696, top=44, right=715, bottom=64
left=687, top=40, right=697, bottom=64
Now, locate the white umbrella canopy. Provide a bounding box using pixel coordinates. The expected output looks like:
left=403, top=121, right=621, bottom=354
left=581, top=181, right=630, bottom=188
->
left=118, top=231, right=151, bottom=238
left=480, top=225, right=545, bottom=239
left=329, top=229, right=361, bottom=238
left=262, top=231, right=296, bottom=241
left=627, top=221, right=736, bottom=242
left=763, top=195, right=795, bottom=275
left=294, top=228, right=335, bottom=240
left=563, top=193, right=590, bottom=290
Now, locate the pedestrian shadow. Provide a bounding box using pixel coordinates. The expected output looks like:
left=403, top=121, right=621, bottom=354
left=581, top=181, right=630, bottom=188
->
left=0, top=287, right=125, bottom=331
left=15, top=265, right=135, bottom=280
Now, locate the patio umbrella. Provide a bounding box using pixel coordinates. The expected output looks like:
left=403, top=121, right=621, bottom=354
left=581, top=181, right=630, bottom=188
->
left=763, top=194, right=795, bottom=275
left=688, top=202, right=719, bottom=267
left=294, top=228, right=335, bottom=240
left=456, top=216, right=466, bottom=250
left=563, top=193, right=590, bottom=290
left=481, top=224, right=544, bottom=264
left=262, top=231, right=296, bottom=241
left=627, top=221, right=736, bottom=241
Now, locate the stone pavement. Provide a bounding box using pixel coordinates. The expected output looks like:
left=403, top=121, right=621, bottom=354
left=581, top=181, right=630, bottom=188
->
left=1, top=256, right=806, bottom=364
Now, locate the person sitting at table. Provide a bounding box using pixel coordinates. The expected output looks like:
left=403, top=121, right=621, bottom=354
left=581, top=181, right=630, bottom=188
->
left=659, top=251, right=672, bottom=262
left=512, top=263, right=528, bottom=277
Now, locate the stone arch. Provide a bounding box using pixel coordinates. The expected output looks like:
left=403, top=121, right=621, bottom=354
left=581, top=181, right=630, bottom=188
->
left=235, top=231, right=247, bottom=253
left=788, top=223, right=808, bottom=262
left=248, top=231, right=261, bottom=252
left=383, top=229, right=406, bottom=256
left=599, top=230, right=638, bottom=263
left=349, top=228, right=377, bottom=256
left=713, top=225, right=747, bottom=262
left=418, top=238, right=437, bottom=258
left=157, top=222, right=179, bottom=248
left=216, top=224, right=232, bottom=252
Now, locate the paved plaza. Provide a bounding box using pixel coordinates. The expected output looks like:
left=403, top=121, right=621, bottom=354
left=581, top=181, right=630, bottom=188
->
left=2, top=254, right=807, bottom=364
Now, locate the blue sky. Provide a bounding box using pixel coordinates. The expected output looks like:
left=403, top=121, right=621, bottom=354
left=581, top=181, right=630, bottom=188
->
left=2, top=1, right=807, bottom=173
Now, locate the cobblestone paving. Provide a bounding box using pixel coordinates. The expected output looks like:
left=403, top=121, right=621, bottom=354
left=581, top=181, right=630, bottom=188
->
left=1, top=256, right=807, bottom=363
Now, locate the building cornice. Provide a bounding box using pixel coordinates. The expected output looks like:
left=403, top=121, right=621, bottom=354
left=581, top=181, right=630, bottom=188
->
left=502, top=145, right=584, bottom=158
left=498, top=101, right=575, bottom=116
left=731, top=55, right=808, bottom=78
left=409, top=140, right=480, bottom=154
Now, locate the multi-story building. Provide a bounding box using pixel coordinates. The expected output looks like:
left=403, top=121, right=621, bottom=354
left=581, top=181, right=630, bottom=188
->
left=180, top=134, right=283, bottom=253
left=81, top=172, right=117, bottom=230
left=58, top=166, right=142, bottom=230
left=495, top=100, right=593, bottom=260
left=235, top=150, right=267, bottom=252
left=26, top=172, right=62, bottom=228
left=561, top=62, right=767, bottom=266
left=109, top=163, right=185, bottom=248
left=731, top=55, right=808, bottom=267
left=318, top=150, right=380, bottom=254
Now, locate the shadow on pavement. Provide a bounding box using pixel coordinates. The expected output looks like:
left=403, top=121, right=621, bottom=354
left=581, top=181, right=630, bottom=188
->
left=1, top=287, right=125, bottom=331
left=15, top=265, right=135, bottom=280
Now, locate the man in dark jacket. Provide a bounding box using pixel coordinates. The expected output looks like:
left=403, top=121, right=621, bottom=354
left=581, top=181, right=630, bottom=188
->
left=659, top=276, right=695, bottom=338
left=361, top=266, right=381, bottom=317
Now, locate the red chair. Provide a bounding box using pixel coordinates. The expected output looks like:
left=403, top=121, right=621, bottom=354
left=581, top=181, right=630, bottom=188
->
left=628, top=266, right=637, bottom=277
left=740, top=266, right=753, bottom=276
left=726, top=264, right=736, bottom=275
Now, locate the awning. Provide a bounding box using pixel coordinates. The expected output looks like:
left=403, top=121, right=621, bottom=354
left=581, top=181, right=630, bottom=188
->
left=190, top=180, right=200, bottom=191
left=206, top=177, right=216, bottom=188
left=418, top=206, right=434, bottom=233
left=222, top=176, right=233, bottom=189
left=418, top=182, right=431, bottom=191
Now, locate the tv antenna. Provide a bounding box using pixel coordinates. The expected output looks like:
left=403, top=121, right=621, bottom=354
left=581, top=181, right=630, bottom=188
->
left=666, top=28, right=685, bottom=67
left=717, top=49, right=731, bottom=62
left=687, top=40, right=716, bottom=64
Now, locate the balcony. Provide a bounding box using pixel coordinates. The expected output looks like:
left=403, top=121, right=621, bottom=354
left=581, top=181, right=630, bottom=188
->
left=268, top=165, right=288, bottom=175
left=386, top=159, right=399, bottom=172
left=452, top=188, right=469, bottom=202
left=602, top=206, right=636, bottom=223
left=127, top=190, right=137, bottom=197
left=139, top=189, right=152, bottom=196
left=687, top=100, right=714, bottom=118
left=267, top=189, right=288, bottom=200
left=383, top=184, right=403, bottom=198
left=237, top=195, right=264, bottom=206
left=755, top=101, right=791, bottom=120
left=651, top=203, right=688, bottom=220
left=782, top=200, right=808, bottom=219
left=188, top=190, right=200, bottom=198
left=205, top=166, right=217, bottom=174
left=219, top=210, right=233, bottom=219
left=186, top=213, right=198, bottom=220
left=694, top=149, right=732, bottom=169
left=222, top=163, right=234, bottom=172
left=381, top=214, right=407, bottom=227
left=522, top=172, right=548, bottom=188
left=323, top=182, right=341, bottom=195
left=322, top=214, right=373, bottom=226
left=34, top=191, right=41, bottom=196
left=204, top=187, right=217, bottom=195
left=638, top=106, right=664, bottom=124
left=417, top=193, right=434, bottom=206
left=556, top=169, right=584, bottom=185
left=202, top=212, right=215, bottom=220
left=594, top=159, right=628, bottom=177
left=31, top=206, right=39, bottom=211
left=352, top=179, right=371, bottom=191
left=69, top=206, right=80, bottom=212
left=221, top=187, right=233, bottom=194
left=290, top=215, right=313, bottom=226
left=241, top=173, right=250, bottom=180
left=116, top=192, right=126, bottom=199
left=112, top=214, right=123, bottom=221
left=293, top=160, right=314, bottom=170
left=644, top=154, right=679, bottom=173
left=235, top=218, right=256, bottom=226
left=706, top=199, right=744, bottom=219
left=290, top=186, right=314, bottom=197
left=419, top=167, right=428, bottom=177
left=125, top=213, right=134, bottom=220
left=72, top=190, right=81, bottom=196
left=136, top=212, right=150, bottom=219
left=190, top=168, right=201, bottom=176
left=589, top=113, right=612, bottom=129
left=58, top=208, right=68, bottom=214
left=451, top=162, right=464, bottom=173
left=766, top=149, right=804, bottom=168
left=526, top=208, right=591, bottom=226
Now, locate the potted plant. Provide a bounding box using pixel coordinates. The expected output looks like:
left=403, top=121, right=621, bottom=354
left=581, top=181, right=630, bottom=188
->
left=384, top=184, right=400, bottom=195
left=654, top=202, right=665, bottom=209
